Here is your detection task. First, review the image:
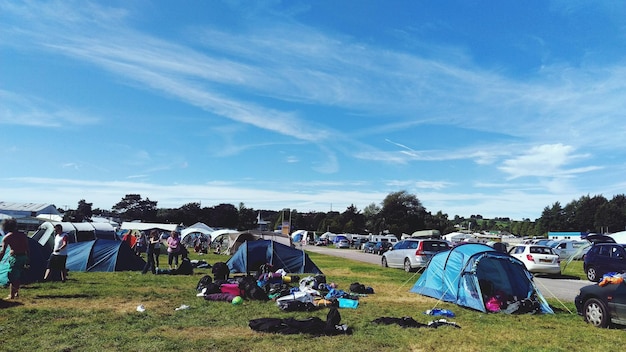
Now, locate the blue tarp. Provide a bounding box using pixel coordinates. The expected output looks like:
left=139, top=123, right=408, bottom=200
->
left=411, top=243, right=553, bottom=313
left=66, top=239, right=145, bottom=272
left=227, top=240, right=323, bottom=274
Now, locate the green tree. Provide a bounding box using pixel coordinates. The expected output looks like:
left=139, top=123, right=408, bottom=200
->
left=75, top=199, right=93, bottom=222
left=380, top=191, right=426, bottom=237
left=424, top=210, right=454, bottom=234
left=363, top=202, right=382, bottom=234
left=575, top=195, right=608, bottom=232
left=341, top=204, right=366, bottom=233
left=318, top=211, right=341, bottom=233
left=237, top=202, right=257, bottom=231
left=209, top=203, right=239, bottom=229
left=595, top=195, right=626, bottom=233
left=112, top=194, right=158, bottom=222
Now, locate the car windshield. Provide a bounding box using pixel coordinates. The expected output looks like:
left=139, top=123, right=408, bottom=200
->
left=530, top=246, right=553, bottom=254
left=423, top=241, right=449, bottom=251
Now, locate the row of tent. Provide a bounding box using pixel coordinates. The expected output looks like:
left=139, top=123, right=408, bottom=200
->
left=1, top=221, right=322, bottom=285
left=3, top=220, right=553, bottom=314
left=0, top=237, right=146, bottom=285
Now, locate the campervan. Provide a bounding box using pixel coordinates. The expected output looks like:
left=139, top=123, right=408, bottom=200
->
left=369, top=234, right=399, bottom=245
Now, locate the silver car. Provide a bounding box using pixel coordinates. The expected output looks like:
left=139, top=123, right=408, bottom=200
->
left=381, top=239, right=450, bottom=272
left=336, top=239, right=350, bottom=249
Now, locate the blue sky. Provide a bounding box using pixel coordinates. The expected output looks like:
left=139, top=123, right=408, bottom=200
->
left=2, top=0, right=626, bottom=220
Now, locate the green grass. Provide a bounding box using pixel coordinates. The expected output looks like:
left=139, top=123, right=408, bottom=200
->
left=0, top=252, right=620, bottom=352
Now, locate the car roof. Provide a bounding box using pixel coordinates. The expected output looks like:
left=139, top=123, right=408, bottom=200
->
left=519, top=244, right=551, bottom=249
left=403, top=238, right=445, bottom=242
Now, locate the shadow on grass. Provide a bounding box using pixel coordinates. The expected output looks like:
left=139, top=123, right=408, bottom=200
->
left=34, top=294, right=92, bottom=299
left=0, top=299, right=24, bottom=309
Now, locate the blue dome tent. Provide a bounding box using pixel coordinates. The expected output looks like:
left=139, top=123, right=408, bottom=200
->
left=227, top=239, right=322, bottom=275
left=66, top=239, right=145, bottom=272
left=411, top=243, right=553, bottom=313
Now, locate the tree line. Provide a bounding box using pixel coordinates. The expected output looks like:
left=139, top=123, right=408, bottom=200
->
left=58, top=192, right=626, bottom=238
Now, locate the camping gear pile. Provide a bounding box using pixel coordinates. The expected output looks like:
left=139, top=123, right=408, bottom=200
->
left=196, top=261, right=374, bottom=312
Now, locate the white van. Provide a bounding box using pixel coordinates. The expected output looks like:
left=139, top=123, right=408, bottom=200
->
left=369, top=234, right=399, bottom=245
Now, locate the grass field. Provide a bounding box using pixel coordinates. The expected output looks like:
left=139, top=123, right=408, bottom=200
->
left=0, top=251, right=621, bottom=352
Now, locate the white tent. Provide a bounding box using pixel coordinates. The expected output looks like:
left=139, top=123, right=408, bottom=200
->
left=226, top=231, right=261, bottom=255
left=443, top=232, right=472, bottom=243
left=319, top=231, right=335, bottom=239
left=186, top=222, right=215, bottom=233
left=291, top=229, right=307, bottom=239
left=181, top=225, right=214, bottom=241
left=609, top=230, right=626, bottom=244
left=210, top=229, right=239, bottom=243
left=36, top=214, right=63, bottom=222
left=120, top=222, right=178, bottom=232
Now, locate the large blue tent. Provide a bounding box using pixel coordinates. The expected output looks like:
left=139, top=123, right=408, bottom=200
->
left=411, top=243, right=553, bottom=313
left=66, top=239, right=145, bottom=272
left=227, top=239, right=323, bottom=274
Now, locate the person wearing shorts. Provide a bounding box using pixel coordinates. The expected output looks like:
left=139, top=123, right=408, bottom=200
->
left=0, top=219, right=30, bottom=299
left=44, top=224, right=68, bottom=282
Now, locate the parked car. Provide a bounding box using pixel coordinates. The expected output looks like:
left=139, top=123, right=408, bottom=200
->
left=335, top=239, right=350, bottom=249
left=575, top=281, right=626, bottom=328
left=508, top=244, right=561, bottom=275
left=549, top=240, right=590, bottom=260
left=531, top=239, right=552, bottom=246
left=381, top=239, right=450, bottom=272
left=584, top=243, right=626, bottom=282
left=352, top=238, right=369, bottom=249
left=372, top=241, right=393, bottom=255
left=362, top=241, right=377, bottom=253
left=314, top=239, right=328, bottom=246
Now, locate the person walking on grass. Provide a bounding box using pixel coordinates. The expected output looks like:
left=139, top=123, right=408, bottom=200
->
left=153, top=230, right=162, bottom=269
left=0, top=219, right=30, bottom=299
left=141, top=230, right=159, bottom=274
left=44, top=224, right=68, bottom=282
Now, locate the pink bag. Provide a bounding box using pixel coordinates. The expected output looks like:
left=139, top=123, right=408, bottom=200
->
left=220, top=283, right=243, bottom=296
left=485, top=296, right=501, bottom=312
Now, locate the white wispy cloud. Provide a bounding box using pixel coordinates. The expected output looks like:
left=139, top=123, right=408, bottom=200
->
left=0, top=90, right=100, bottom=127
left=498, top=143, right=602, bottom=179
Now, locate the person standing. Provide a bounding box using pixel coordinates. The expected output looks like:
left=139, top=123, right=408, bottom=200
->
left=141, top=230, right=159, bottom=274
left=134, top=231, right=146, bottom=256
left=44, top=224, right=68, bottom=282
left=0, top=219, right=30, bottom=299
left=166, top=231, right=181, bottom=270
left=152, top=230, right=161, bottom=269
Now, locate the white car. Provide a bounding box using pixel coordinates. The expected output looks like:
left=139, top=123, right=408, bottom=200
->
left=381, top=239, right=450, bottom=272
left=509, top=245, right=561, bottom=275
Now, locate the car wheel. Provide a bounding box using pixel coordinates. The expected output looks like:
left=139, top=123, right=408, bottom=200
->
left=403, top=258, right=413, bottom=273
left=586, top=266, right=599, bottom=282
left=382, top=257, right=388, bottom=268
left=584, top=298, right=609, bottom=328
